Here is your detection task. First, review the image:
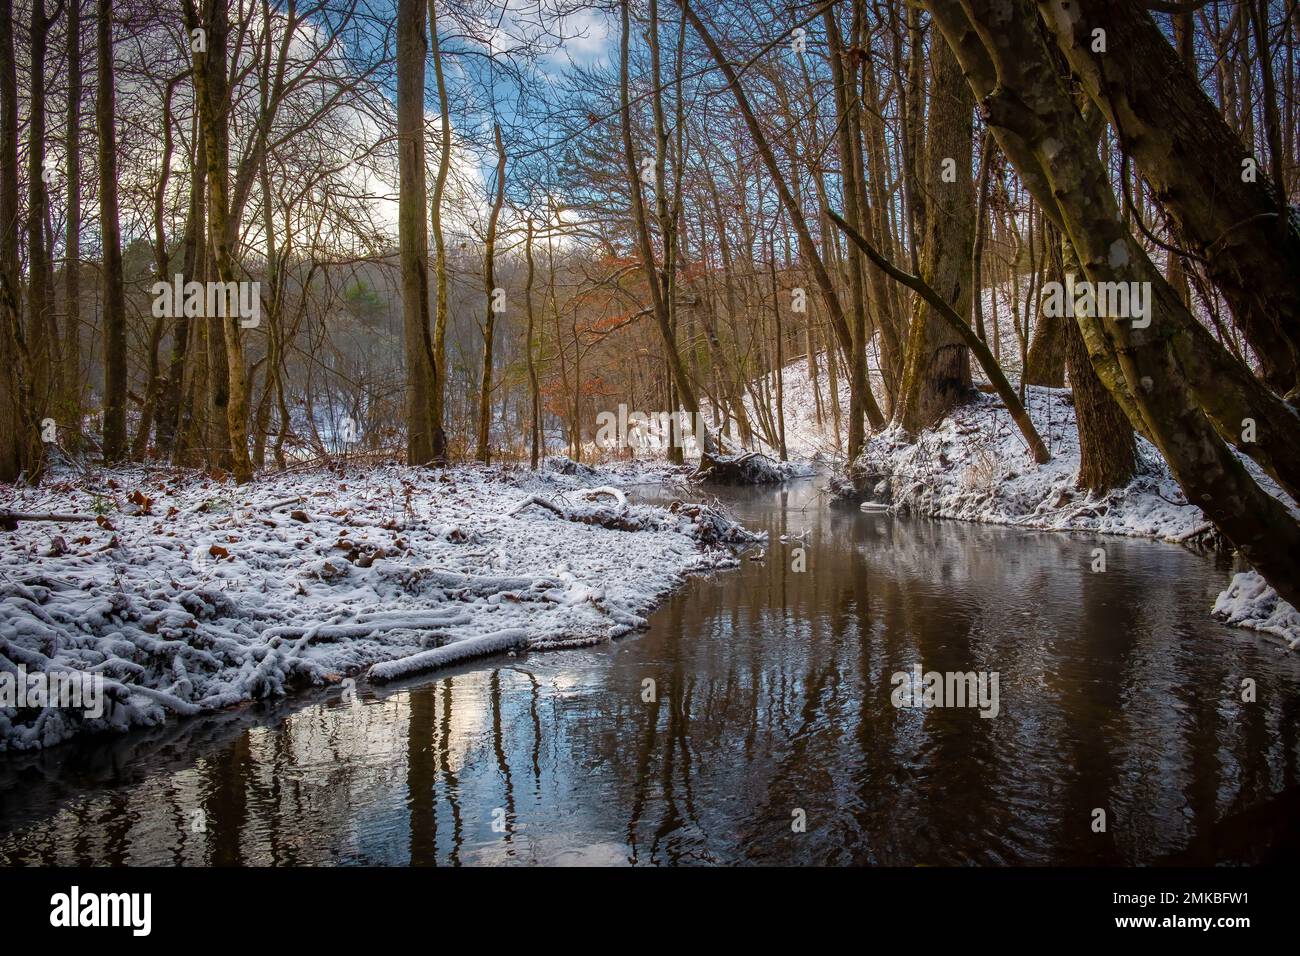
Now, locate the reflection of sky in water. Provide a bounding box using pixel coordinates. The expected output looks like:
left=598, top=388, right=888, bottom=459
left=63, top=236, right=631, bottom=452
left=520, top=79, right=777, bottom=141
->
left=3, top=478, right=1300, bottom=866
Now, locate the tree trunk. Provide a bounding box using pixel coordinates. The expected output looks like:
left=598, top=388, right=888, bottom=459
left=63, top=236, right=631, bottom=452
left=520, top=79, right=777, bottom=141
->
left=428, top=0, right=451, bottom=462
left=942, top=0, right=1300, bottom=610
left=62, top=0, right=83, bottom=451
left=187, top=0, right=252, bottom=481
left=1038, top=0, right=1300, bottom=396
left=0, top=0, right=34, bottom=480
left=1061, top=232, right=1134, bottom=490
left=895, top=36, right=975, bottom=433
left=158, top=119, right=206, bottom=458
left=27, top=0, right=58, bottom=425
left=397, top=0, right=435, bottom=465
left=98, top=0, right=128, bottom=464
left=475, top=121, right=505, bottom=464
left=524, top=220, right=541, bottom=469
left=1023, top=222, right=1068, bottom=387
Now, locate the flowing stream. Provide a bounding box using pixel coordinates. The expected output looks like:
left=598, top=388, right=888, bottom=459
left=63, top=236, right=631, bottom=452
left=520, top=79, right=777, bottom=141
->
left=3, top=477, right=1298, bottom=865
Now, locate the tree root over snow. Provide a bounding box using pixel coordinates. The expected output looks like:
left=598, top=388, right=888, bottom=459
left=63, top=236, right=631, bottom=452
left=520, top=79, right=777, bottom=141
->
left=509, top=487, right=648, bottom=531
left=692, top=451, right=788, bottom=485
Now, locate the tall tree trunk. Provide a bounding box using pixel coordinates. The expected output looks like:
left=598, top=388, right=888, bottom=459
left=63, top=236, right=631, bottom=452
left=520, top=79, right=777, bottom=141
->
left=158, top=117, right=206, bottom=458
left=825, top=5, right=875, bottom=455
left=187, top=0, right=252, bottom=481
left=475, top=121, right=506, bottom=464
left=133, top=72, right=185, bottom=459
left=895, top=36, right=975, bottom=432
left=98, top=0, right=128, bottom=463
left=0, top=0, right=35, bottom=480
left=524, top=220, right=541, bottom=469
left=28, top=0, right=59, bottom=424
left=427, top=0, right=450, bottom=462
left=397, top=0, right=435, bottom=465
left=62, top=0, right=83, bottom=451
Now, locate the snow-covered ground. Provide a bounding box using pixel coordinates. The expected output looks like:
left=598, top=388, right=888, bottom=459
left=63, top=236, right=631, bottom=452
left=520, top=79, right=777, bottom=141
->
left=0, top=460, right=759, bottom=751
left=851, top=386, right=1223, bottom=541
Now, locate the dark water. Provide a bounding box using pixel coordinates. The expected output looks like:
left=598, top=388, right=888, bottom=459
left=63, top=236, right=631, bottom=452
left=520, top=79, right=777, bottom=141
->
left=2, top=478, right=1299, bottom=866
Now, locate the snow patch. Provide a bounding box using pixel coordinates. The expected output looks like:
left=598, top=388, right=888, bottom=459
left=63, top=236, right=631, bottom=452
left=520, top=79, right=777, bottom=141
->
left=1212, top=572, right=1300, bottom=649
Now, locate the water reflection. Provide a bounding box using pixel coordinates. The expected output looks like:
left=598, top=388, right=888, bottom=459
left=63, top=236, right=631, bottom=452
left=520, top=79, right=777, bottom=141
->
left=2, top=479, right=1298, bottom=865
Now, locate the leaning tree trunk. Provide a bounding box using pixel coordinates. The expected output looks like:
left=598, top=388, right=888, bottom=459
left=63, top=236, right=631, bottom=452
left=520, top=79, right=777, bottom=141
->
left=1037, top=0, right=1300, bottom=396
left=935, top=0, right=1300, bottom=611
left=927, top=0, right=1300, bottom=500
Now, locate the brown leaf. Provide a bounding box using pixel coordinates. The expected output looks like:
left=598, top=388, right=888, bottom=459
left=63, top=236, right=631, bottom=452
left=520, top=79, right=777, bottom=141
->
left=95, top=515, right=116, bottom=531
left=290, top=510, right=311, bottom=523
left=209, top=544, right=230, bottom=560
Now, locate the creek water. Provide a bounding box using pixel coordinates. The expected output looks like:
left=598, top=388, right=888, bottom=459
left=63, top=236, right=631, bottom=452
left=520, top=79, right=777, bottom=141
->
left=3, top=477, right=1298, bottom=865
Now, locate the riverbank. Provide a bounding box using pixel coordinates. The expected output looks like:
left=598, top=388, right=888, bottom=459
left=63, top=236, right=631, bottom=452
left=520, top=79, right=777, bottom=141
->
left=836, top=386, right=1300, bottom=649
left=738, top=348, right=1298, bottom=649
left=0, top=461, right=758, bottom=751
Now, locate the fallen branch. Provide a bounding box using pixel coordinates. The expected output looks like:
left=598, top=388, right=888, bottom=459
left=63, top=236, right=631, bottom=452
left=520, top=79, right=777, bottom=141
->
left=0, top=511, right=98, bottom=529
left=368, top=628, right=531, bottom=682
left=510, top=494, right=647, bottom=531
left=576, top=486, right=628, bottom=508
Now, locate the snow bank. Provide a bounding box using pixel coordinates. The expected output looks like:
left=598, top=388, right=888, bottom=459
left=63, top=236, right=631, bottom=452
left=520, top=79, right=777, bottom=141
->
left=840, top=387, right=1222, bottom=541
left=834, top=386, right=1298, bottom=648
left=1212, top=572, right=1300, bottom=649
left=0, top=463, right=758, bottom=750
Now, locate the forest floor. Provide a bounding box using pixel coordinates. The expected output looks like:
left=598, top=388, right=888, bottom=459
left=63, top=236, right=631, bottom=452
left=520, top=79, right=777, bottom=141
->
left=0, top=459, right=758, bottom=751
